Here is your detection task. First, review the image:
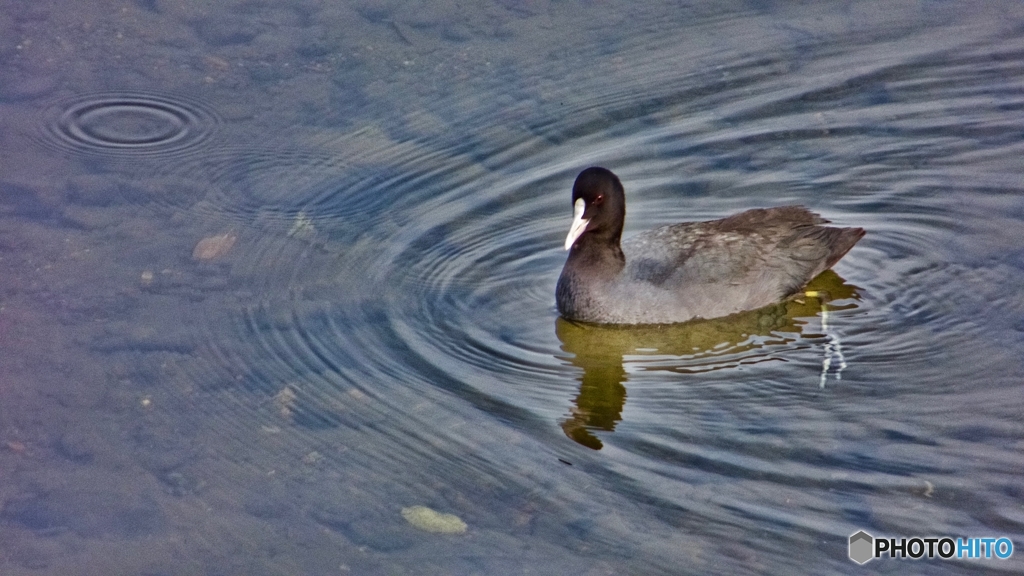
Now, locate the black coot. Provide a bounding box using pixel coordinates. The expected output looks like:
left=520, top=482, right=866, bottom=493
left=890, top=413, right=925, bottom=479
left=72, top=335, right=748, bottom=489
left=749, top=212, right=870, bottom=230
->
left=556, top=167, right=865, bottom=324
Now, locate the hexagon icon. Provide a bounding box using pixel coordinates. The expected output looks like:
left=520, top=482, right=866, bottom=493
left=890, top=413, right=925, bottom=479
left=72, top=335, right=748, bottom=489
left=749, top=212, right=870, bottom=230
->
left=849, top=531, right=874, bottom=564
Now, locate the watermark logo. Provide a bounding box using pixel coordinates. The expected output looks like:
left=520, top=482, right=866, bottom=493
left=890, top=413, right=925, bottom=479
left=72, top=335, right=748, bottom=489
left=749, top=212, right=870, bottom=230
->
left=849, top=531, right=873, bottom=564
left=849, top=531, right=1014, bottom=564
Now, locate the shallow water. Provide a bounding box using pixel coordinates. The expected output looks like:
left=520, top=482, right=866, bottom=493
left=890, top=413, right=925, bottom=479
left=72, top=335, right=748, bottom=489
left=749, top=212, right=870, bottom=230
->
left=2, top=0, right=1024, bottom=574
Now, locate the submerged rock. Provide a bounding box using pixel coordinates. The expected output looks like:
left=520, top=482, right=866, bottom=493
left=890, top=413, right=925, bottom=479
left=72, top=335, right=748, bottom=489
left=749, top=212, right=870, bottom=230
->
left=401, top=505, right=467, bottom=534
left=192, top=232, right=237, bottom=260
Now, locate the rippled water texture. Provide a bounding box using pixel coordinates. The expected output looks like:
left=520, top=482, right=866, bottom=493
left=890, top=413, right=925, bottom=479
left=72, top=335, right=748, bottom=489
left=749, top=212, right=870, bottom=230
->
left=2, top=0, right=1024, bottom=574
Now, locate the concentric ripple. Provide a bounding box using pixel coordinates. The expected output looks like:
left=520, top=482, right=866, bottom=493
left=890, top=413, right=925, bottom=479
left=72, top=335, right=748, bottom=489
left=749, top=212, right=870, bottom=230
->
left=37, top=91, right=220, bottom=157
left=181, top=25, right=1024, bottom=465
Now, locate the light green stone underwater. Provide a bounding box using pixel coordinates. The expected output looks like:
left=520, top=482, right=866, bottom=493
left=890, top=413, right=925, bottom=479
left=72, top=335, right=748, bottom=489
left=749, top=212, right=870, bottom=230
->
left=401, top=506, right=468, bottom=534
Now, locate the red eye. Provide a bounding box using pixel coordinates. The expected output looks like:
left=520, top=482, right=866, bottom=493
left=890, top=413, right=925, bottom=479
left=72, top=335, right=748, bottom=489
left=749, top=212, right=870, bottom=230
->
left=594, top=194, right=604, bottom=205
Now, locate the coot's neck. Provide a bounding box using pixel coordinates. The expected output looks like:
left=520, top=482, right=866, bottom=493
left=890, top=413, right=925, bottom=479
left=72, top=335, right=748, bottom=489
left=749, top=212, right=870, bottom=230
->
left=566, top=234, right=625, bottom=280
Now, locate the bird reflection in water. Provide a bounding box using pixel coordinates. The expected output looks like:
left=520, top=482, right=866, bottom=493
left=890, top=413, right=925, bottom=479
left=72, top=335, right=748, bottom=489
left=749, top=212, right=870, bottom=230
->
left=555, top=270, right=860, bottom=450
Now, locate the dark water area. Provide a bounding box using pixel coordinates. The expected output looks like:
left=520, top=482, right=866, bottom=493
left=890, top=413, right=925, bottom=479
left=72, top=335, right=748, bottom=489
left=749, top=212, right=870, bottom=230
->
left=2, top=0, right=1023, bottom=574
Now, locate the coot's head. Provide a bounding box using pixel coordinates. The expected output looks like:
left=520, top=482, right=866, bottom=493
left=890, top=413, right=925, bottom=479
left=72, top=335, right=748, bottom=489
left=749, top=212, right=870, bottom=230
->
left=564, top=167, right=626, bottom=250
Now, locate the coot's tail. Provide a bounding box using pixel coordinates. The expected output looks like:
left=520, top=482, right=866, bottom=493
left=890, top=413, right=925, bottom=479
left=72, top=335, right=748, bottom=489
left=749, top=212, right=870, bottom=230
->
left=823, top=227, right=866, bottom=270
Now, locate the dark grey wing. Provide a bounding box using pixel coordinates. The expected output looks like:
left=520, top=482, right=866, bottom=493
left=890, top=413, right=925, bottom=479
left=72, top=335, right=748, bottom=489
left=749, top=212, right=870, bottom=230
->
left=622, top=207, right=864, bottom=314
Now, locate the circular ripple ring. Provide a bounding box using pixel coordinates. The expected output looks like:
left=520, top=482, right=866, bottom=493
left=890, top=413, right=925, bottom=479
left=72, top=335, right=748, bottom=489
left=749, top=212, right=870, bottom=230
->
left=38, top=92, right=221, bottom=158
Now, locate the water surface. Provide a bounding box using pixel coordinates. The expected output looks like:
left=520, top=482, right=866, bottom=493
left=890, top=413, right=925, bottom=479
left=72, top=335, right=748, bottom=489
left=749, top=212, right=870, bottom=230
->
left=1, top=0, right=1023, bottom=574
